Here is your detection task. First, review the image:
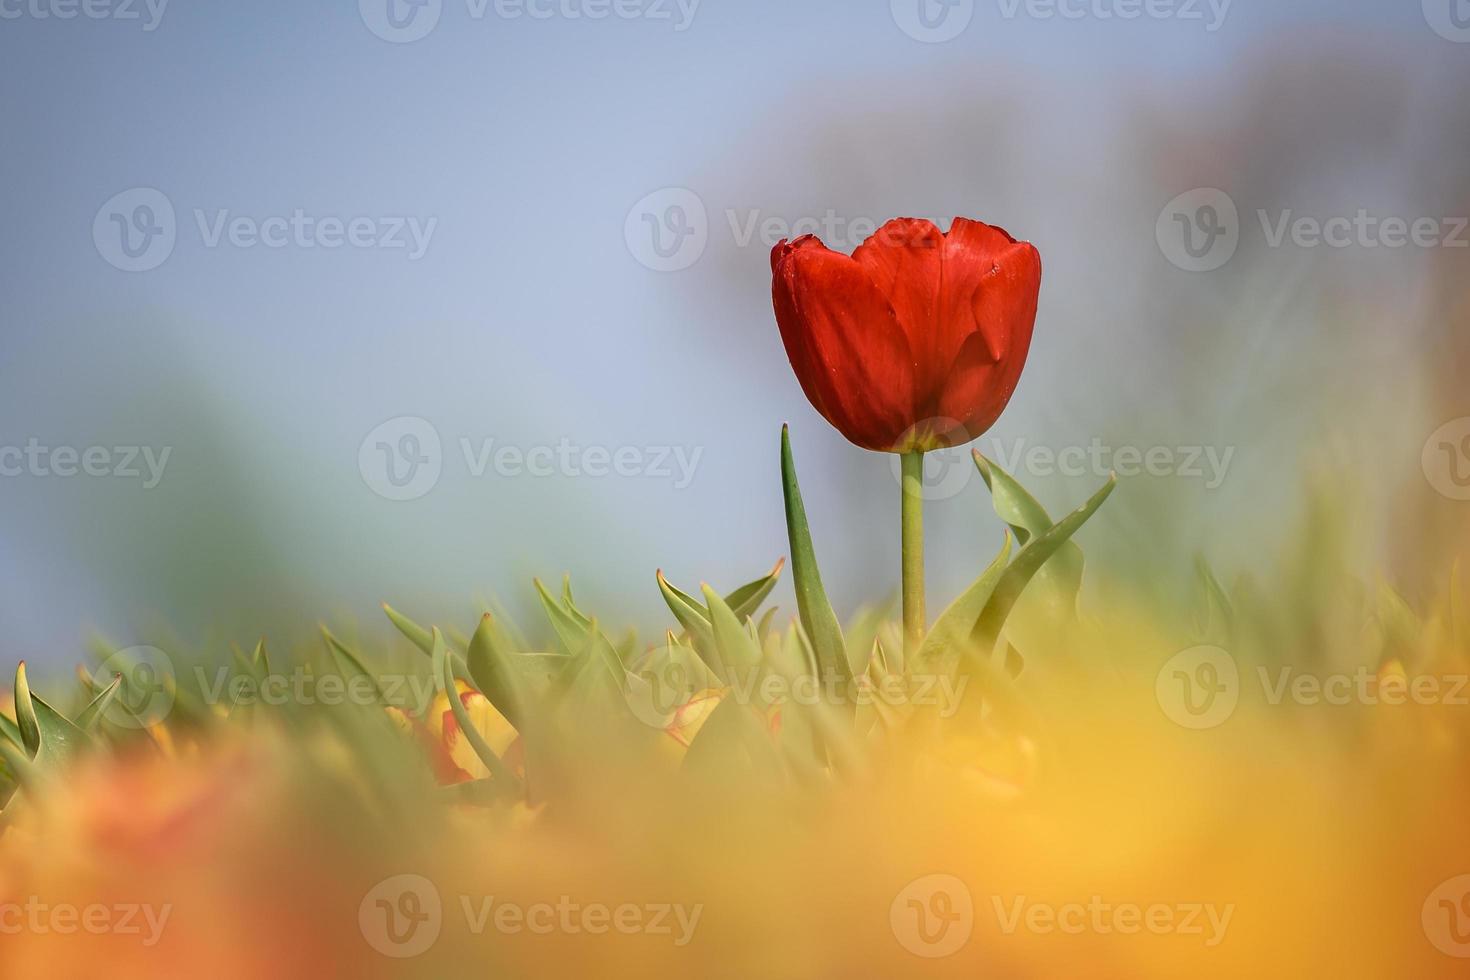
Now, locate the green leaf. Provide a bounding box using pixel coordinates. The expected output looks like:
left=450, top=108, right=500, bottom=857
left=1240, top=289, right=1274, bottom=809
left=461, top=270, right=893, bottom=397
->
left=703, top=584, right=764, bottom=682
left=725, top=559, right=786, bottom=621
left=560, top=575, right=593, bottom=628
left=75, top=674, right=123, bottom=733
left=912, top=533, right=1013, bottom=676
left=0, top=710, right=21, bottom=751
left=970, top=475, right=1118, bottom=655
left=1194, top=556, right=1235, bottom=644
left=535, top=578, right=592, bottom=656
left=322, top=627, right=385, bottom=703
left=780, top=426, right=850, bottom=687
left=975, top=451, right=1084, bottom=617
left=383, top=603, right=436, bottom=656
left=14, top=663, right=41, bottom=757
left=14, top=663, right=91, bottom=766
left=656, top=570, right=722, bottom=677
left=466, top=614, right=528, bottom=730
left=432, top=628, right=519, bottom=790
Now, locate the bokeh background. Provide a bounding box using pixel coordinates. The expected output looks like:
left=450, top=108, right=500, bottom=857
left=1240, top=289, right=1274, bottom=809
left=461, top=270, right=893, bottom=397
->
left=1, top=0, right=1466, bottom=660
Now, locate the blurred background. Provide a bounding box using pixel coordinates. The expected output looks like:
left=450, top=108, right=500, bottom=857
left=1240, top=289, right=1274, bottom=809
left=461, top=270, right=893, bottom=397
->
left=1, top=0, right=1466, bottom=660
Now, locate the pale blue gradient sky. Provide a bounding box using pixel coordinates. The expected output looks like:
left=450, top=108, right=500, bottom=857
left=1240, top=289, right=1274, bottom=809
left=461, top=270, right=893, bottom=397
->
left=0, top=0, right=1462, bottom=660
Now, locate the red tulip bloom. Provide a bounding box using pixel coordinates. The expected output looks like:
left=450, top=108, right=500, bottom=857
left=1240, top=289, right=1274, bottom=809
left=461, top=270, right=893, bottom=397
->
left=771, top=217, right=1041, bottom=453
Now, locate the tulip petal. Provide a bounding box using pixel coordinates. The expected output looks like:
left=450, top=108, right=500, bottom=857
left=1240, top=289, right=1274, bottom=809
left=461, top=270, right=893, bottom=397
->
left=950, top=222, right=1040, bottom=374
left=851, top=218, right=945, bottom=389
left=772, top=237, right=916, bottom=451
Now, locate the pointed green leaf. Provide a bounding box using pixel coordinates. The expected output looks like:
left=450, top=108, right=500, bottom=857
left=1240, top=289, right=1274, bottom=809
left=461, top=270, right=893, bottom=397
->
left=322, top=627, right=385, bottom=702
left=466, top=614, right=528, bottom=730
left=703, top=584, right=764, bottom=682
left=780, top=426, right=850, bottom=686
left=725, top=559, right=786, bottom=621
left=975, top=451, right=1084, bottom=616
left=913, top=533, right=1013, bottom=675
left=433, top=628, right=519, bottom=790
left=535, top=578, right=591, bottom=655
left=383, top=603, right=435, bottom=656
left=656, top=570, right=721, bottom=676
left=971, top=474, right=1117, bottom=654
left=14, top=663, right=40, bottom=757
left=75, top=674, right=123, bottom=732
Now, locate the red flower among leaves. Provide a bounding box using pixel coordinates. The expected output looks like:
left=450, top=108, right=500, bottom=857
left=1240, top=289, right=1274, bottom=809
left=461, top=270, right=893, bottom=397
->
left=771, top=217, right=1041, bottom=453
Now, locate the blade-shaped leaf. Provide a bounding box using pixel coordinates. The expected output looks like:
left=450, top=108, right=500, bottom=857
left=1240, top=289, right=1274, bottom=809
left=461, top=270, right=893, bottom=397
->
left=725, top=559, right=786, bottom=622
left=912, top=533, right=1013, bottom=676
left=322, top=628, right=385, bottom=703
left=971, top=474, right=1117, bottom=655
left=432, top=628, right=519, bottom=790
left=703, top=584, right=764, bottom=682
left=780, top=426, right=850, bottom=686
left=383, top=603, right=435, bottom=656
left=535, top=578, right=591, bottom=655
left=975, top=451, right=1084, bottom=618
left=15, top=663, right=91, bottom=766
left=75, top=674, right=123, bottom=733
left=466, top=613, right=529, bottom=730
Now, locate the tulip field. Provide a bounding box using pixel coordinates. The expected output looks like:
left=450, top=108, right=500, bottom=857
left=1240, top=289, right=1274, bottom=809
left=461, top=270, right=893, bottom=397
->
left=2, top=415, right=1469, bottom=977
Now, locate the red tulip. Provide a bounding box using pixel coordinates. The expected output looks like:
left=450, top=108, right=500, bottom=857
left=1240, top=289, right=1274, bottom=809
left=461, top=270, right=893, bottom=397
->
left=770, top=217, right=1041, bottom=453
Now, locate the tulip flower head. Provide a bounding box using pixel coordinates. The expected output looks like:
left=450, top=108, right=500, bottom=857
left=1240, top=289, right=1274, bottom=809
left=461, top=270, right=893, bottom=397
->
left=771, top=217, right=1041, bottom=453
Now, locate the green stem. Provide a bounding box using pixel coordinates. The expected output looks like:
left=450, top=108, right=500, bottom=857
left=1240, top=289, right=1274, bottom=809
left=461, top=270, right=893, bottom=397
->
left=900, top=451, right=926, bottom=659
